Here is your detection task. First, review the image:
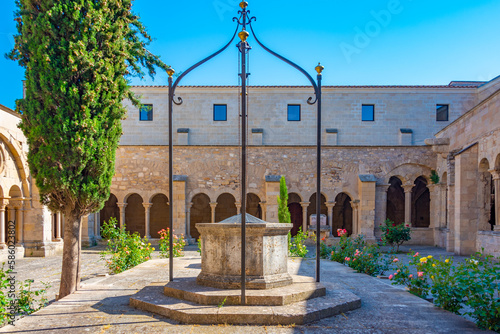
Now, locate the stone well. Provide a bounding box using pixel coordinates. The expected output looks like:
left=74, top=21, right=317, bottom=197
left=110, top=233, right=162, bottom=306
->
left=196, top=213, right=293, bottom=289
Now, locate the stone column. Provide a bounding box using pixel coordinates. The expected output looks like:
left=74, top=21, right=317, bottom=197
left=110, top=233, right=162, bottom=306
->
left=326, top=201, right=335, bottom=237
left=15, top=206, right=22, bottom=244
left=209, top=202, right=217, bottom=224
left=0, top=201, right=6, bottom=248
left=143, top=202, right=152, bottom=238
left=300, top=202, right=310, bottom=232
left=375, top=184, right=390, bottom=232
left=491, top=171, right=500, bottom=231
left=403, top=184, right=414, bottom=225
left=94, top=212, right=101, bottom=238
left=259, top=201, right=267, bottom=221
left=235, top=201, right=241, bottom=215
left=55, top=212, right=62, bottom=241
left=351, top=200, right=359, bottom=235
left=186, top=202, right=193, bottom=239
left=117, top=202, right=127, bottom=229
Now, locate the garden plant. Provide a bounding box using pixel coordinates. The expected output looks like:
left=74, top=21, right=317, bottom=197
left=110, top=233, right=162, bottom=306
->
left=380, top=219, right=411, bottom=252
left=158, top=228, right=186, bottom=258
left=100, top=218, right=153, bottom=274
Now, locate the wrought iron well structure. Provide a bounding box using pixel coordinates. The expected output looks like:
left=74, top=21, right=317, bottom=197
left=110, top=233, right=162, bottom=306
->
left=166, top=1, right=324, bottom=306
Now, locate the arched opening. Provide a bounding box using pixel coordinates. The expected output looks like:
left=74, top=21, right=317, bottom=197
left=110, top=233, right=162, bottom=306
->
left=288, top=193, right=302, bottom=236
left=150, top=194, right=169, bottom=238
left=387, top=176, right=405, bottom=224
left=307, top=193, right=327, bottom=228
left=246, top=193, right=261, bottom=219
left=333, top=193, right=353, bottom=235
left=8, top=185, right=22, bottom=243
left=215, top=193, right=237, bottom=223
left=190, top=193, right=211, bottom=240
left=125, top=194, right=145, bottom=236
left=479, top=159, right=494, bottom=230
left=412, top=176, right=430, bottom=227
left=99, top=193, right=120, bottom=229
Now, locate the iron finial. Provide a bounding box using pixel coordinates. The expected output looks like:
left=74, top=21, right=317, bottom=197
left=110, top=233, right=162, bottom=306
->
left=240, top=1, right=248, bottom=9
left=167, top=68, right=175, bottom=78
left=315, top=62, right=324, bottom=75
left=238, top=30, right=250, bottom=42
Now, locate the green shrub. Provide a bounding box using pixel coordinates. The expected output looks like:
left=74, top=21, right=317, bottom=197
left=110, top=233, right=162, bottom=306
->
left=197, top=237, right=202, bottom=255
left=455, top=253, right=500, bottom=331
left=390, top=251, right=500, bottom=331
left=100, top=218, right=153, bottom=274
left=288, top=227, right=308, bottom=257
left=0, top=265, right=50, bottom=326
left=158, top=228, right=186, bottom=258
left=380, top=219, right=411, bottom=252
left=326, top=231, right=387, bottom=276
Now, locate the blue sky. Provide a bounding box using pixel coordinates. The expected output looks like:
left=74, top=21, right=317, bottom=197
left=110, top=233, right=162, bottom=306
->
left=1, top=0, right=499, bottom=110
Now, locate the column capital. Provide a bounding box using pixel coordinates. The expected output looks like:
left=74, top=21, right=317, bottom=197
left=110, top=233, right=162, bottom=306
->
left=489, top=169, right=500, bottom=180
left=209, top=202, right=218, bottom=208
left=259, top=201, right=267, bottom=206
left=325, top=201, right=335, bottom=209
left=187, top=202, right=193, bottom=209
left=300, top=201, right=310, bottom=207
left=351, top=200, right=360, bottom=209
left=235, top=201, right=241, bottom=207
left=117, top=202, right=127, bottom=209
left=402, top=184, right=414, bottom=193
left=143, top=202, right=152, bottom=210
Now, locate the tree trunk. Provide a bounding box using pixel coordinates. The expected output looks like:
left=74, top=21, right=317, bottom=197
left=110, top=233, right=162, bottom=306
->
left=58, top=213, right=82, bottom=299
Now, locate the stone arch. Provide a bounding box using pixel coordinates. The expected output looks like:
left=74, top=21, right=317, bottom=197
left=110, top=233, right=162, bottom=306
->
left=333, top=192, right=353, bottom=235
left=215, top=193, right=237, bottom=223
left=190, top=193, right=211, bottom=240
left=479, top=159, right=494, bottom=230
left=8, top=185, right=23, bottom=243
left=385, top=163, right=433, bottom=186
left=288, top=192, right=302, bottom=236
left=496, top=153, right=500, bottom=170
left=387, top=176, right=405, bottom=224
left=150, top=194, right=169, bottom=238
left=0, top=132, right=29, bottom=197
left=246, top=193, right=261, bottom=219
left=0, top=185, right=4, bottom=199
left=100, top=193, right=120, bottom=229
left=412, top=176, right=430, bottom=227
left=307, top=193, right=327, bottom=227
left=125, top=193, right=145, bottom=236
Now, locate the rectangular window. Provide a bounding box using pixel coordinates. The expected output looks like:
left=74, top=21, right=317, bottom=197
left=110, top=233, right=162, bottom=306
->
left=287, top=104, right=301, bottom=121
left=361, top=104, right=374, bottom=121
left=213, top=104, right=227, bottom=121
left=436, top=104, right=449, bottom=121
left=139, top=104, right=153, bottom=121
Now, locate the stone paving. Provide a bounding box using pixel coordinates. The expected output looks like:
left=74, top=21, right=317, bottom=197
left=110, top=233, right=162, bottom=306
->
left=0, top=244, right=493, bottom=333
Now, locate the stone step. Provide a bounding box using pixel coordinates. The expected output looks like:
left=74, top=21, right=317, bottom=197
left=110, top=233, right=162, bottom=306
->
left=130, top=282, right=361, bottom=325
left=164, top=275, right=325, bottom=306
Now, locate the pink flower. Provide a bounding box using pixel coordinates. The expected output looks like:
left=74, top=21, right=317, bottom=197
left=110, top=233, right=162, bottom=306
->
left=345, top=257, right=351, bottom=261
left=389, top=274, right=393, bottom=280
left=413, top=252, right=419, bottom=257
left=393, top=258, right=399, bottom=263
left=160, top=236, right=164, bottom=240
left=417, top=272, right=424, bottom=278
left=126, top=251, right=129, bottom=255
left=409, top=274, right=413, bottom=278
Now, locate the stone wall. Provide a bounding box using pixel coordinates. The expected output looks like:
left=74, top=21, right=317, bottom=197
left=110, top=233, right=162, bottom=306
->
left=109, top=145, right=436, bottom=236
left=121, top=86, right=477, bottom=147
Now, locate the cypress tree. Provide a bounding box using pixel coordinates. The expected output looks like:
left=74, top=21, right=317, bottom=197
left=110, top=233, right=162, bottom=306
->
left=8, top=0, right=167, bottom=298
left=277, top=176, right=291, bottom=224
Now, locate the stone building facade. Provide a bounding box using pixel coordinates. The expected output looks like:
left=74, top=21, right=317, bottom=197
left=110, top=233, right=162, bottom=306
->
left=2, top=75, right=499, bottom=258
left=88, top=77, right=499, bottom=256
left=0, top=104, right=63, bottom=261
